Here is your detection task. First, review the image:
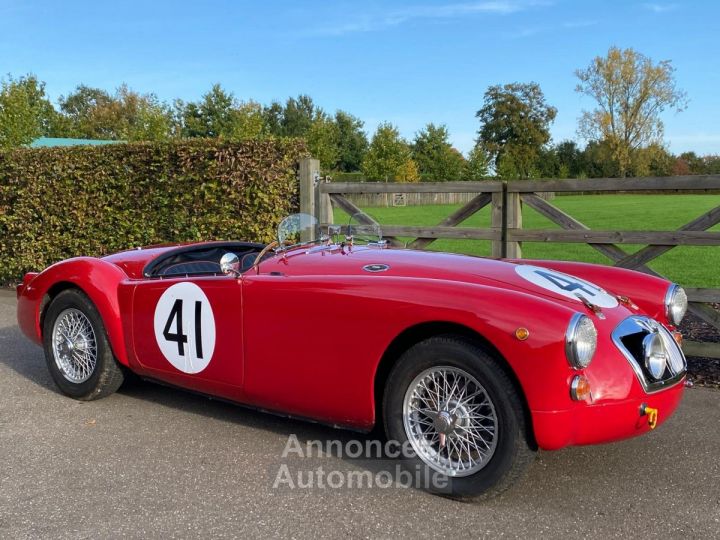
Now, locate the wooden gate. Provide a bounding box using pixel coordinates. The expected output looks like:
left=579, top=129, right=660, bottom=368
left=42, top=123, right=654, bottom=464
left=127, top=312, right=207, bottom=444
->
left=298, top=158, right=720, bottom=357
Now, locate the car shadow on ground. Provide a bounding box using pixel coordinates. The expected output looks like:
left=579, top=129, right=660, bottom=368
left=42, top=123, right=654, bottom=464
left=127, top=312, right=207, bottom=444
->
left=0, top=324, right=412, bottom=480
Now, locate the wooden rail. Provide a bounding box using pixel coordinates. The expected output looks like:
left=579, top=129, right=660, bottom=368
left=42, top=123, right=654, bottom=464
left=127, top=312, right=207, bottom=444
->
left=299, top=159, right=720, bottom=359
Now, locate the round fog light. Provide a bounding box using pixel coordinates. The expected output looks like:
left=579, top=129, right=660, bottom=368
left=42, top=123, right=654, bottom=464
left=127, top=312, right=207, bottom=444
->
left=643, top=333, right=667, bottom=380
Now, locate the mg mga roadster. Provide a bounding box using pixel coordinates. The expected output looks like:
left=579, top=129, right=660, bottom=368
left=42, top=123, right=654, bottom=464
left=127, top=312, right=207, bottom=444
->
left=17, top=214, right=689, bottom=498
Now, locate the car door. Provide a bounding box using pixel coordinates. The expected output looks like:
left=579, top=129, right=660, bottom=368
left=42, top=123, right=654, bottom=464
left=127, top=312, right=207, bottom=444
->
left=131, top=275, right=244, bottom=400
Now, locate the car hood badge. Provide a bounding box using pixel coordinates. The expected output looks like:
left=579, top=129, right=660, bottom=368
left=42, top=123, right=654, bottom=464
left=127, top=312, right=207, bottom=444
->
left=363, top=264, right=389, bottom=273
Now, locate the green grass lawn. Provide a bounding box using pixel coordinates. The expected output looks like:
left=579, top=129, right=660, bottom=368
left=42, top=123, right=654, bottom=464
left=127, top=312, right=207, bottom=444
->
left=330, top=194, right=720, bottom=287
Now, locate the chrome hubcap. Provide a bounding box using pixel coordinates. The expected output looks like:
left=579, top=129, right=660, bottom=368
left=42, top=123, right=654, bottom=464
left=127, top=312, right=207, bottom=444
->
left=51, top=308, right=97, bottom=383
left=403, top=366, right=498, bottom=477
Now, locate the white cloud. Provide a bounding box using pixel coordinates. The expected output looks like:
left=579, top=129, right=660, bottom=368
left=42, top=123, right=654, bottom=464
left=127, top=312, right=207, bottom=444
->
left=562, top=20, right=598, bottom=29
left=310, top=1, right=551, bottom=37
left=642, top=3, right=679, bottom=13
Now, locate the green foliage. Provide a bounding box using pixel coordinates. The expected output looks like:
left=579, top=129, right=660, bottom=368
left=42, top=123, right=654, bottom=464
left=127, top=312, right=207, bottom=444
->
left=674, top=152, right=720, bottom=175
left=263, top=95, right=319, bottom=138
left=228, top=101, right=267, bottom=140
left=175, top=86, right=268, bottom=141
left=177, top=84, right=238, bottom=139
left=280, top=95, right=317, bottom=137
left=334, top=111, right=368, bottom=172
left=306, top=115, right=340, bottom=171
left=464, top=145, right=491, bottom=180
left=58, top=84, right=173, bottom=141
left=58, top=84, right=172, bottom=141
left=476, top=82, right=557, bottom=178
left=629, top=143, right=675, bottom=177
left=0, top=74, right=56, bottom=148
left=0, top=139, right=307, bottom=282
left=395, top=158, right=420, bottom=182
left=362, top=122, right=411, bottom=181
left=575, top=47, right=687, bottom=177
left=412, top=123, right=465, bottom=181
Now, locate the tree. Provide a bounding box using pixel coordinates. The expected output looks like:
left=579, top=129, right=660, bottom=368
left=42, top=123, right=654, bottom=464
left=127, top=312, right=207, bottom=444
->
left=412, top=123, right=465, bottom=180
left=59, top=84, right=172, bottom=140
left=114, top=86, right=172, bottom=141
left=280, top=95, right=317, bottom=137
left=262, top=101, right=284, bottom=136
left=361, top=122, right=410, bottom=181
left=476, top=82, right=557, bottom=178
left=334, top=111, right=368, bottom=172
left=306, top=115, right=340, bottom=171
left=575, top=46, right=687, bottom=176
left=582, top=140, right=620, bottom=178
left=227, top=101, right=267, bottom=140
left=703, top=155, right=720, bottom=174
left=630, top=143, right=674, bottom=177
left=535, top=141, right=586, bottom=179
left=675, top=151, right=704, bottom=175
left=0, top=74, right=56, bottom=148
left=464, top=145, right=490, bottom=180
left=179, top=83, right=237, bottom=138
left=395, top=158, right=420, bottom=182
left=58, top=84, right=113, bottom=137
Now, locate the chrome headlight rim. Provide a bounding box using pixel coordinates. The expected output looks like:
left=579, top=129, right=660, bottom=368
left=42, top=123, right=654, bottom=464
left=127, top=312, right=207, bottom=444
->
left=664, top=284, right=688, bottom=326
left=565, top=313, right=598, bottom=370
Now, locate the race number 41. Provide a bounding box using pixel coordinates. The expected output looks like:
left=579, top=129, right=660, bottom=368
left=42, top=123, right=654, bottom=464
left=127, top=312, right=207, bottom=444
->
left=153, top=282, right=216, bottom=373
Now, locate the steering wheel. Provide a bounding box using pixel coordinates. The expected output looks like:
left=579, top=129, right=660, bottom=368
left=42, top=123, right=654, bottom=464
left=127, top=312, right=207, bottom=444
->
left=252, top=240, right=295, bottom=270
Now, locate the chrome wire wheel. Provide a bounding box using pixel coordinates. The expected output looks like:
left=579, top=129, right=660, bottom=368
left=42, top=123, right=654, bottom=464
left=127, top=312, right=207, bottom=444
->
left=403, top=366, right=498, bottom=477
left=51, top=308, right=98, bottom=384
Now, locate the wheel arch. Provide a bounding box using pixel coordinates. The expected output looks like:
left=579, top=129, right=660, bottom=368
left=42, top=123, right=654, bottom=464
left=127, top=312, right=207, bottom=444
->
left=372, top=321, right=537, bottom=448
left=29, top=258, right=132, bottom=368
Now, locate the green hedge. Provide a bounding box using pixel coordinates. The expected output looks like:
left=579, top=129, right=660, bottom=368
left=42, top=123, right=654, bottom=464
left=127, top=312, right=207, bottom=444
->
left=0, top=139, right=308, bottom=283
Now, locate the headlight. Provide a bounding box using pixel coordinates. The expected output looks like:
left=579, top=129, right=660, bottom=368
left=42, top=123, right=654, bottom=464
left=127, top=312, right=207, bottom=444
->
left=565, top=313, right=597, bottom=369
left=664, top=284, right=688, bottom=325
left=642, top=333, right=667, bottom=380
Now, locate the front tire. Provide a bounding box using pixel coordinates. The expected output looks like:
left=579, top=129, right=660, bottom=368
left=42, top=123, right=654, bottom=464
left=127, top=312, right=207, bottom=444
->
left=383, top=336, right=535, bottom=499
left=43, top=289, right=124, bottom=400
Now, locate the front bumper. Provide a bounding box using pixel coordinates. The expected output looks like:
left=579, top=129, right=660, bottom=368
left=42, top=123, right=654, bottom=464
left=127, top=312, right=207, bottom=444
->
left=532, top=378, right=685, bottom=450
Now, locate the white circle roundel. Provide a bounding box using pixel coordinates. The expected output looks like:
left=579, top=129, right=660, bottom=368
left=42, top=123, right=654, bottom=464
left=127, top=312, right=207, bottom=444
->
left=153, top=282, right=216, bottom=374
left=515, top=264, right=618, bottom=308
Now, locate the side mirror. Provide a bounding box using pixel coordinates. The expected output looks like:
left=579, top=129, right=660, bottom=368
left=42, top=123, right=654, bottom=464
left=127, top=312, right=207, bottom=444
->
left=220, top=252, right=241, bottom=277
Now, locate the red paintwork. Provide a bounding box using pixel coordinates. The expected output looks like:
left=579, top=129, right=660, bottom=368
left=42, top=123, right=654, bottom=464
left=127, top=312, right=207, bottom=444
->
left=16, top=241, right=686, bottom=449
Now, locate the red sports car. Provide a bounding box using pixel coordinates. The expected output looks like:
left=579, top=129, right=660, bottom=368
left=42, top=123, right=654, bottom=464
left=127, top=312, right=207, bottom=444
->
left=16, top=214, right=689, bottom=498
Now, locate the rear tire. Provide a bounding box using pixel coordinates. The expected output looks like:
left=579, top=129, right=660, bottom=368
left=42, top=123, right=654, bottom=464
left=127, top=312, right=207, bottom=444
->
left=383, top=336, right=535, bottom=499
left=43, top=289, right=124, bottom=400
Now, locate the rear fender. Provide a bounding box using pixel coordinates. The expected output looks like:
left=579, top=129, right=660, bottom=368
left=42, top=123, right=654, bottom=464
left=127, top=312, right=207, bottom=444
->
left=17, top=257, right=132, bottom=367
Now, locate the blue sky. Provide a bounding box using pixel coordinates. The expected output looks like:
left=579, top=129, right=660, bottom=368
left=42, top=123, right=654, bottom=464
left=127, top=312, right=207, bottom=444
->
left=2, top=0, right=719, bottom=155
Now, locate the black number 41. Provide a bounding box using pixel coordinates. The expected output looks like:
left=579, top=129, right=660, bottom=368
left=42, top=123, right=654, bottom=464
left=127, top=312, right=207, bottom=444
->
left=162, top=299, right=203, bottom=358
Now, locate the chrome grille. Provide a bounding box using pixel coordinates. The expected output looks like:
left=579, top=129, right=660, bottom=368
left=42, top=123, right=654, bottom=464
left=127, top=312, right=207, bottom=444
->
left=611, top=316, right=687, bottom=393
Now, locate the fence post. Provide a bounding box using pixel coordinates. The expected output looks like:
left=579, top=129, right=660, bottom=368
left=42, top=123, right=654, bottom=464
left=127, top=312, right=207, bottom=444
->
left=505, top=190, right=522, bottom=258
left=318, top=178, right=333, bottom=226
left=490, top=186, right=504, bottom=257
left=299, top=158, right=320, bottom=240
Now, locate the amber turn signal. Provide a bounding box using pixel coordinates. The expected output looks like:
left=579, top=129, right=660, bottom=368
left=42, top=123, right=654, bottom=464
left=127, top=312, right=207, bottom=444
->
left=570, top=375, right=591, bottom=401
left=515, top=327, right=530, bottom=341
left=672, top=331, right=683, bottom=347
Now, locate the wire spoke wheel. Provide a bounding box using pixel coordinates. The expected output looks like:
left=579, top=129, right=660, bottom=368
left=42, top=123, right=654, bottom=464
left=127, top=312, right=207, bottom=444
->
left=51, top=308, right=98, bottom=384
left=403, top=366, right=498, bottom=477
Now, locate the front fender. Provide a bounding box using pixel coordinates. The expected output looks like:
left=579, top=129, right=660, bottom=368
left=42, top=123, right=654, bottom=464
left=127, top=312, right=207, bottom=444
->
left=17, top=257, right=131, bottom=367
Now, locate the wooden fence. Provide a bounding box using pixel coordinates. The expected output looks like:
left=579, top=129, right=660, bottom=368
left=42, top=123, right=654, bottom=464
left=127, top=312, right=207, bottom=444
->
left=298, top=158, right=720, bottom=358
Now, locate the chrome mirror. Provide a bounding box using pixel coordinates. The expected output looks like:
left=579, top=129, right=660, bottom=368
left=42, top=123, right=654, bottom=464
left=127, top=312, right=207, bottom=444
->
left=219, top=252, right=241, bottom=276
